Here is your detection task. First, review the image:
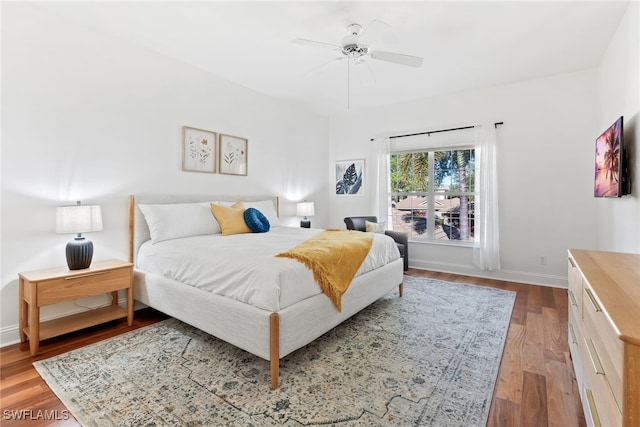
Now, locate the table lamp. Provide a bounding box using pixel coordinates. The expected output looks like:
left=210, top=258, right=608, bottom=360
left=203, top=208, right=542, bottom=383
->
left=297, top=201, right=315, bottom=228
left=56, top=201, right=103, bottom=270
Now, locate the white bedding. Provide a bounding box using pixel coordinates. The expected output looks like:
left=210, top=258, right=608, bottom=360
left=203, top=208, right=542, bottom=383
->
left=137, top=227, right=400, bottom=312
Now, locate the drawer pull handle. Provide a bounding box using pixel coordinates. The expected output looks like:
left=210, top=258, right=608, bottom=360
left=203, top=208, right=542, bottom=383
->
left=568, top=323, right=577, bottom=345
left=568, top=257, right=576, bottom=268
left=65, top=271, right=109, bottom=280
left=568, top=290, right=577, bottom=307
left=585, top=337, right=605, bottom=375
left=584, top=288, right=601, bottom=312
left=584, top=389, right=602, bottom=427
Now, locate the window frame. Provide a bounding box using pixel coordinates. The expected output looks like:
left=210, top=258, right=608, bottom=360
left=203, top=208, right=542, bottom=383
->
left=389, top=144, right=477, bottom=246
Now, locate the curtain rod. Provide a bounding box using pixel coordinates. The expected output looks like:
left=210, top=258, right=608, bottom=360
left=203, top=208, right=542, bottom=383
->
left=370, top=122, right=503, bottom=142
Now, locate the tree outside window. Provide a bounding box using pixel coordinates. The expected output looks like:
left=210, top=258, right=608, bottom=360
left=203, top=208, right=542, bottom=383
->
left=390, top=148, right=475, bottom=243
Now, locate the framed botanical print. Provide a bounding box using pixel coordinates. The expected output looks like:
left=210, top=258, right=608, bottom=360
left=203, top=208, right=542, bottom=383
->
left=182, top=126, right=216, bottom=173
left=335, top=159, right=364, bottom=195
left=219, top=134, right=248, bottom=176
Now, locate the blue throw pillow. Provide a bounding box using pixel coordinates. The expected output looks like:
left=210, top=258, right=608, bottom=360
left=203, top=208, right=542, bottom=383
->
left=243, top=208, right=270, bottom=233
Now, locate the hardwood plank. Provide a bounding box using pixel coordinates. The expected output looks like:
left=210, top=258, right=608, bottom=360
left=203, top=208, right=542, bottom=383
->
left=521, top=370, right=549, bottom=427
left=495, top=322, right=525, bottom=404
left=522, top=312, right=546, bottom=375
left=487, top=397, right=520, bottom=427
left=541, top=286, right=556, bottom=309
left=510, top=284, right=529, bottom=326
left=527, top=284, right=542, bottom=314
left=0, top=271, right=586, bottom=427
left=1, top=383, right=48, bottom=409
left=546, top=358, right=580, bottom=427
left=554, top=287, right=569, bottom=324
left=543, top=306, right=568, bottom=364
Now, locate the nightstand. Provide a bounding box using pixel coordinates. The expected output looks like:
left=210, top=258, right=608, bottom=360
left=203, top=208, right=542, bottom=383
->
left=18, top=259, right=134, bottom=355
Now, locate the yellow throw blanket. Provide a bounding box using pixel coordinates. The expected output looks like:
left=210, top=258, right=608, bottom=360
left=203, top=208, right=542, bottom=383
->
left=276, top=229, right=374, bottom=312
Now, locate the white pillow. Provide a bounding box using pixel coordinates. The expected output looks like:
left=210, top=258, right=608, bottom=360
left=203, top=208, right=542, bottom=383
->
left=219, top=199, right=281, bottom=227
left=365, top=220, right=386, bottom=233
left=138, top=202, right=220, bottom=243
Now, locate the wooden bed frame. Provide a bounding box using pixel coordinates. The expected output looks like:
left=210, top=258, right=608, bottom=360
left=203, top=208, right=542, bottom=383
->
left=128, top=195, right=404, bottom=390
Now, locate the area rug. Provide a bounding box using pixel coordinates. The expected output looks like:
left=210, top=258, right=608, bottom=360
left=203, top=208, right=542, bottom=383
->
left=33, top=276, right=515, bottom=427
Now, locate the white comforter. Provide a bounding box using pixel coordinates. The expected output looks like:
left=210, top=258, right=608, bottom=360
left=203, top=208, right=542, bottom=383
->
left=137, top=227, right=400, bottom=312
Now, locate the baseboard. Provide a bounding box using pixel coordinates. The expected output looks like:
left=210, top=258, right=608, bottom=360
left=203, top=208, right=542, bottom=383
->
left=1, top=299, right=148, bottom=348
left=409, top=260, right=568, bottom=288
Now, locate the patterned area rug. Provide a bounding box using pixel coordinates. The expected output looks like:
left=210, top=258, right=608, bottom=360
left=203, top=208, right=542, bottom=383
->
left=34, top=277, right=515, bottom=426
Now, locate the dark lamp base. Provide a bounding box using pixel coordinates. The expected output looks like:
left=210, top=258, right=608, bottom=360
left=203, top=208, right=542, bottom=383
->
left=66, top=238, right=94, bottom=270
left=300, top=219, right=311, bottom=228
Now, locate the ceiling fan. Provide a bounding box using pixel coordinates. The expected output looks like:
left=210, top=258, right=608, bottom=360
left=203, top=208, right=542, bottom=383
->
left=293, top=20, right=424, bottom=68
left=293, top=20, right=423, bottom=108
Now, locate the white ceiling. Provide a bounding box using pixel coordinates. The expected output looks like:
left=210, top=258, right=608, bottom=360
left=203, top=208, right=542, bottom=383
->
left=43, top=1, right=630, bottom=116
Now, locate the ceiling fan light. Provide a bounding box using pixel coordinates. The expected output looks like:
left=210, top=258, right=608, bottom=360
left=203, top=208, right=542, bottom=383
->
left=346, top=23, right=362, bottom=35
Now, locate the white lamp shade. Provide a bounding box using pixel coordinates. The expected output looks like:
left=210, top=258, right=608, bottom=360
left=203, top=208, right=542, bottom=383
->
left=297, top=202, right=315, bottom=217
left=56, top=205, right=103, bottom=234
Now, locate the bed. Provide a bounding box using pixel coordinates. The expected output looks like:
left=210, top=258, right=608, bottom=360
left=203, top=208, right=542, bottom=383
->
left=128, top=194, right=404, bottom=389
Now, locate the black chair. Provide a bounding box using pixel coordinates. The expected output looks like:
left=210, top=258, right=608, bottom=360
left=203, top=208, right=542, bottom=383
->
left=344, top=216, right=409, bottom=271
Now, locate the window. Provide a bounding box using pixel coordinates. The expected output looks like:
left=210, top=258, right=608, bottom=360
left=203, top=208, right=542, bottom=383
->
left=389, top=147, right=475, bottom=243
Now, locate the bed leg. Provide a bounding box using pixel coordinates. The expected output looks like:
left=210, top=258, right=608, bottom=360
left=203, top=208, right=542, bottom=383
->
left=399, top=283, right=403, bottom=298
left=270, top=312, right=279, bottom=390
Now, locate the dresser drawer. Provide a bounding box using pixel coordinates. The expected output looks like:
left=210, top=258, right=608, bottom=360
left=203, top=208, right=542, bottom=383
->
left=568, top=287, right=582, bottom=324
left=568, top=257, right=583, bottom=319
left=568, top=311, right=586, bottom=394
left=582, top=283, right=623, bottom=413
left=37, top=267, right=132, bottom=306
left=568, top=309, right=584, bottom=356
left=583, top=353, right=622, bottom=427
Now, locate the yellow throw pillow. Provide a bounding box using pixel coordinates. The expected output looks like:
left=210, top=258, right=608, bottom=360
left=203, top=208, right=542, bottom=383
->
left=210, top=201, right=252, bottom=236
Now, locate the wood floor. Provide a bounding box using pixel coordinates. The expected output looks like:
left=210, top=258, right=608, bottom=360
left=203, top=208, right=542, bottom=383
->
left=408, top=270, right=586, bottom=427
left=0, top=269, right=586, bottom=426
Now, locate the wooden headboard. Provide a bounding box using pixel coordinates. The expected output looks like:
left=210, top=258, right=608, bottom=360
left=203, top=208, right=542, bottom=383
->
left=127, top=194, right=279, bottom=265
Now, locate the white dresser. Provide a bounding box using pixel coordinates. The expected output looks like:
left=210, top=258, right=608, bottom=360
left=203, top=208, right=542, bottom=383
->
left=567, top=249, right=640, bottom=427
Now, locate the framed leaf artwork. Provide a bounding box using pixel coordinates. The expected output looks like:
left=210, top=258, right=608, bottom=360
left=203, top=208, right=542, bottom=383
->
left=182, top=126, right=216, bottom=173
left=219, top=134, right=248, bottom=176
left=335, top=159, right=364, bottom=195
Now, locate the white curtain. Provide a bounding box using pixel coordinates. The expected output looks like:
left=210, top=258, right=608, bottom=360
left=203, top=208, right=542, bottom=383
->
left=374, top=137, right=391, bottom=226
left=473, top=124, right=501, bottom=270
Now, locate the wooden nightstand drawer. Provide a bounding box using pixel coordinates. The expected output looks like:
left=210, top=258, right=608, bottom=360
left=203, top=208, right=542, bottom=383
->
left=38, top=267, right=131, bottom=306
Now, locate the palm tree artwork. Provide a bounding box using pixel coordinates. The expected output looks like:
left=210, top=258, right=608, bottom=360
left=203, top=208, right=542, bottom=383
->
left=594, top=118, right=622, bottom=197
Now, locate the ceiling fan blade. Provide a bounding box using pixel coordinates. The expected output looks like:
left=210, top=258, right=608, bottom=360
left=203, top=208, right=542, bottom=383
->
left=357, top=19, right=390, bottom=46
left=303, top=57, right=345, bottom=77
left=369, top=50, right=423, bottom=68
left=292, top=38, right=342, bottom=51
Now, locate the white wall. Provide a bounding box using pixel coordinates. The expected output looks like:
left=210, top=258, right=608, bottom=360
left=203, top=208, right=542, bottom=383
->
left=0, top=3, right=329, bottom=346
left=328, top=1, right=639, bottom=284
left=329, top=69, right=601, bottom=287
left=597, top=1, right=640, bottom=253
